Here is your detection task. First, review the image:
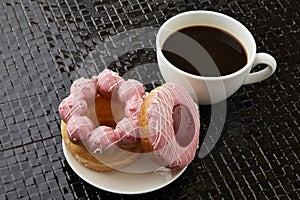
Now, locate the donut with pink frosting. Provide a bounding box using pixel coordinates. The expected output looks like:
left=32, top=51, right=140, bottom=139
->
left=59, top=69, right=145, bottom=171
left=59, top=69, right=200, bottom=171
left=139, top=82, right=200, bottom=169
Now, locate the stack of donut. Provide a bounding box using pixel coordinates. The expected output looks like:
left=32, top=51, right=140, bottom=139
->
left=59, top=69, right=200, bottom=171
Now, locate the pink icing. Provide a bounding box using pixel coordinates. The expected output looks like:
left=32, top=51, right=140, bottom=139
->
left=59, top=69, right=145, bottom=154
left=67, top=116, right=94, bottom=141
left=114, top=118, right=139, bottom=144
left=145, top=82, right=200, bottom=169
left=87, top=126, right=117, bottom=153
left=70, top=78, right=96, bottom=100
left=58, top=95, right=88, bottom=122
left=95, top=69, right=124, bottom=96
left=117, top=79, right=145, bottom=120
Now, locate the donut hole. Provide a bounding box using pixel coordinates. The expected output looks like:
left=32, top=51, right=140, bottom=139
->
left=172, top=105, right=195, bottom=147
left=95, top=92, right=125, bottom=128
left=111, top=88, right=126, bottom=124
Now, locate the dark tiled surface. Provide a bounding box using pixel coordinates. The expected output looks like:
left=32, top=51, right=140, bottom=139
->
left=0, top=0, right=299, bottom=199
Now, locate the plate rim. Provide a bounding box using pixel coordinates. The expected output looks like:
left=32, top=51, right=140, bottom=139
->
left=62, top=140, right=187, bottom=194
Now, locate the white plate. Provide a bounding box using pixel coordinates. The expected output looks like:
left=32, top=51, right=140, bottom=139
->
left=62, top=141, right=186, bottom=194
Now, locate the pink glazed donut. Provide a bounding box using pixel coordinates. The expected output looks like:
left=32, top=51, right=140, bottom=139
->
left=59, top=69, right=145, bottom=171
left=139, top=82, right=200, bottom=169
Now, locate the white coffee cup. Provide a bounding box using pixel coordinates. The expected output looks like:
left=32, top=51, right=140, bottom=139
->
left=156, top=10, right=277, bottom=105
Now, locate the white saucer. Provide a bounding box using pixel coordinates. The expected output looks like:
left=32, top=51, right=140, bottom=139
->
left=62, top=141, right=186, bottom=194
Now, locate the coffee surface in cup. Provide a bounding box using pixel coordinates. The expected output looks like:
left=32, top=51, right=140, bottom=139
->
left=162, top=26, right=247, bottom=76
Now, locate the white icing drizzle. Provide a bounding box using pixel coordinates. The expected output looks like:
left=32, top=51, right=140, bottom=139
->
left=146, top=83, right=200, bottom=168
left=59, top=69, right=145, bottom=154
left=67, top=116, right=94, bottom=141
left=70, top=77, right=96, bottom=100
left=59, top=95, right=88, bottom=122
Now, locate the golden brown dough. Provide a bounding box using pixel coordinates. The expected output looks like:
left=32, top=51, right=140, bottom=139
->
left=61, top=120, right=142, bottom=171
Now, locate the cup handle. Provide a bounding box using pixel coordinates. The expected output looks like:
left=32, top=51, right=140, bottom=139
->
left=243, top=53, right=277, bottom=85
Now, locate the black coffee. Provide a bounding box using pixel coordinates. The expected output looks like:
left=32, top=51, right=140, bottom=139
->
left=162, top=26, right=247, bottom=76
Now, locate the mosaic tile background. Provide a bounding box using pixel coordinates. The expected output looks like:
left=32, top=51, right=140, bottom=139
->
left=0, top=0, right=299, bottom=199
